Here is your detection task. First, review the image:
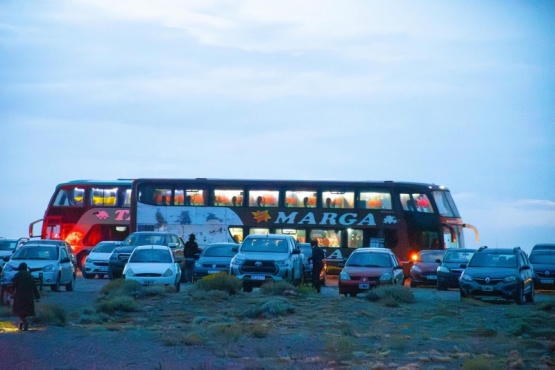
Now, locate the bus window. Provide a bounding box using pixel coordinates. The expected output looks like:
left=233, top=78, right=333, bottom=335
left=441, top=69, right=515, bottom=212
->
left=275, top=228, right=307, bottom=243
left=92, top=188, right=119, bottom=206
left=322, top=191, right=354, bottom=209
left=433, top=190, right=458, bottom=217
left=400, top=194, right=416, bottom=211
left=359, top=192, right=392, bottom=209
left=174, top=190, right=185, bottom=205
left=184, top=189, right=204, bottom=206
left=153, top=189, right=171, bottom=205
left=285, top=190, right=317, bottom=208
left=413, top=193, right=433, bottom=213
left=229, top=227, right=243, bottom=243
left=347, top=229, right=364, bottom=248
left=214, top=189, right=244, bottom=207
left=54, top=187, right=85, bottom=207
left=249, top=190, right=279, bottom=207
left=310, top=229, right=340, bottom=247
left=250, top=227, right=269, bottom=235
left=122, top=188, right=132, bottom=207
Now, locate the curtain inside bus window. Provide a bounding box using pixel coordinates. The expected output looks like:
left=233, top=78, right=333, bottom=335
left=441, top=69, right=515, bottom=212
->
left=432, top=191, right=459, bottom=217
left=186, top=190, right=204, bottom=206
left=229, top=227, right=243, bottom=243
left=214, top=189, right=243, bottom=207
left=412, top=193, right=433, bottom=213
left=91, top=188, right=118, bottom=206
left=322, top=191, right=354, bottom=209
left=248, top=190, right=279, bottom=207
left=285, top=190, right=316, bottom=208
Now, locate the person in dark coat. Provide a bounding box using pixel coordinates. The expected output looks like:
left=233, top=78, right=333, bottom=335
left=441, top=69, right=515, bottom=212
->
left=182, top=234, right=200, bottom=283
left=12, top=262, right=40, bottom=331
left=309, top=239, right=326, bottom=293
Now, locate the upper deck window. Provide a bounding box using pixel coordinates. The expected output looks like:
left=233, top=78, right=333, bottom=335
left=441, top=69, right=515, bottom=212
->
left=322, top=191, right=354, bottom=209
left=432, top=190, right=459, bottom=217
left=248, top=190, right=279, bottom=207
left=91, top=187, right=119, bottom=206
left=53, top=187, right=85, bottom=207
left=213, top=189, right=244, bottom=207
left=400, top=193, right=434, bottom=213
left=285, top=190, right=317, bottom=208
left=359, top=191, right=392, bottom=209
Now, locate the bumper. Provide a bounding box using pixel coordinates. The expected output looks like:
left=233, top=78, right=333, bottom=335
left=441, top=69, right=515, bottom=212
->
left=437, top=273, right=462, bottom=289
left=410, top=272, right=438, bottom=285
left=125, top=275, right=176, bottom=286
left=533, top=277, right=555, bottom=290
left=84, top=262, right=109, bottom=275
left=194, top=268, right=228, bottom=280
left=338, top=279, right=384, bottom=295
left=459, top=280, right=519, bottom=301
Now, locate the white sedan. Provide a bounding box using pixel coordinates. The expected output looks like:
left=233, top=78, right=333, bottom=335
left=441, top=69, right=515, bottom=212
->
left=123, top=245, right=182, bottom=292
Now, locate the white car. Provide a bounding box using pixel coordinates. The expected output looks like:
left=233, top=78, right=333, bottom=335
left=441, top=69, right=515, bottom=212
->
left=123, top=245, right=182, bottom=291
left=83, top=241, right=122, bottom=279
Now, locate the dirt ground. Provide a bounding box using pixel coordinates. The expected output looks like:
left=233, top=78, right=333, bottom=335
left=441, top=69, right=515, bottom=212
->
left=1, top=275, right=554, bottom=370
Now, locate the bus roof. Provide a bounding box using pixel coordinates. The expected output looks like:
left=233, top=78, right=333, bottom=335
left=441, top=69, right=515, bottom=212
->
left=58, top=179, right=133, bottom=187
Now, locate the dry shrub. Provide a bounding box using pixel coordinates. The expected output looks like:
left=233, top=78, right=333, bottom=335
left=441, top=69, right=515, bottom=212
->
left=461, top=356, right=504, bottom=369
left=209, top=323, right=242, bottom=357
left=363, top=285, right=415, bottom=305
left=242, top=298, right=295, bottom=318
left=34, top=302, right=66, bottom=326
left=325, top=334, right=355, bottom=361
left=100, top=279, right=143, bottom=298
left=96, top=295, right=140, bottom=314
left=249, top=322, right=270, bottom=338
left=259, top=281, right=297, bottom=296
left=194, top=273, right=242, bottom=295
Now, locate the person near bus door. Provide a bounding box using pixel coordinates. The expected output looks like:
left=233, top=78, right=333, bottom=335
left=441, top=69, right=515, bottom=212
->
left=309, top=239, right=326, bottom=293
left=182, top=234, right=200, bottom=283
left=12, top=262, right=40, bottom=331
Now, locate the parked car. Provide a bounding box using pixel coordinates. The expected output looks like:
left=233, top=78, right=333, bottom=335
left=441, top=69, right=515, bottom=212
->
left=436, top=248, right=476, bottom=290
left=108, top=231, right=186, bottom=280
left=338, top=247, right=404, bottom=297
left=123, top=245, right=182, bottom=291
left=459, top=246, right=535, bottom=304
left=21, top=239, right=77, bottom=267
left=0, top=238, right=28, bottom=271
left=229, top=234, right=303, bottom=292
left=529, top=249, right=555, bottom=290
left=194, top=243, right=238, bottom=281
left=531, top=243, right=555, bottom=253
left=409, top=249, right=446, bottom=288
left=83, top=241, right=122, bottom=279
left=1, top=242, right=76, bottom=292
left=299, top=243, right=326, bottom=286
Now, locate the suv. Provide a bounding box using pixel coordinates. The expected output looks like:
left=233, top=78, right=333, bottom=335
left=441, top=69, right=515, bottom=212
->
left=108, top=231, right=185, bottom=280
left=229, top=234, right=303, bottom=292
left=459, top=246, right=535, bottom=304
left=529, top=249, right=555, bottom=290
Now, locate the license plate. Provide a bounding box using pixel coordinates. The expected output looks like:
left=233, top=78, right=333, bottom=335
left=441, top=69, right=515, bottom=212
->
left=142, top=280, right=154, bottom=285
left=208, top=270, right=219, bottom=274
left=99, top=267, right=108, bottom=272
left=427, top=275, right=437, bottom=280
left=541, top=279, right=554, bottom=284
left=482, top=286, right=493, bottom=292
left=251, top=275, right=265, bottom=281
left=358, top=283, right=370, bottom=289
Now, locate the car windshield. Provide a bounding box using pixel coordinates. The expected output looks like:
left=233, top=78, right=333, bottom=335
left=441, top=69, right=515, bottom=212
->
left=347, top=252, right=392, bottom=268
left=444, top=251, right=474, bottom=263
left=469, top=253, right=517, bottom=268
left=203, top=246, right=235, bottom=257
left=124, top=234, right=167, bottom=246
left=530, top=253, right=555, bottom=264
left=418, top=251, right=445, bottom=262
left=129, top=249, right=172, bottom=263
left=93, top=243, right=119, bottom=253
left=0, top=240, right=17, bottom=251
left=12, top=246, right=59, bottom=260
left=241, top=238, right=288, bottom=253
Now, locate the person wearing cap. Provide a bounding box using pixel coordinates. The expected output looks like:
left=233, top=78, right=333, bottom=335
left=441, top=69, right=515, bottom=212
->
left=309, top=239, right=326, bottom=293
left=182, top=234, right=200, bottom=283
left=12, top=262, right=40, bottom=331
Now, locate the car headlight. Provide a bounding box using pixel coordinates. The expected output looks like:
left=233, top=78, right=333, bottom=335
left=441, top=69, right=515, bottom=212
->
left=437, top=266, right=449, bottom=273
left=194, top=262, right=202, bottom=269
left=109, top=254, right=119, bottom=262
left=503, top=275, right=517, bottom=283
left=231, top=257, right=244, bottom=266
left=380, top=272, right=392, bottom=282
left=162, top=268, right=174, bottom=277
left=461, top=274, right=473, bottom=282
left=126, top=268, right=134, bottom=277
left=275, top=259, right=289, bottom=267
left=411, top=265, right=422, bottom=273
left=339, top=270, right=351, bottom=280
left=43, top=264, right=55, bottom=272
left=3, top=264, right=14, bottom=273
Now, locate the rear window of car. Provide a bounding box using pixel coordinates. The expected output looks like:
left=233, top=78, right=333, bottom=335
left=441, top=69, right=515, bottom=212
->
left=347, top=252, right=392, bottom=267
left=203, top=246, right=235, bottom=257
left=13, top=246, right=59, bottom=260
left=241, top=238, right=289, bottom=253
left=130, top=249, right=172, bottom=263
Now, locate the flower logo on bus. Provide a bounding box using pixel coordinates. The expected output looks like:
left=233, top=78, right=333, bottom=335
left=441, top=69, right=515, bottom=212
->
left=252, top=210, right=271, bottom=223
left=383, top=215, right=398, bottom=224
left=94, top=211, right=110, bottom=220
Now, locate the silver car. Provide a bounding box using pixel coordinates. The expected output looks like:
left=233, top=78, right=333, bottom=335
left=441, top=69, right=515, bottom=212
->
left=1, top=243, right=76, bottom=291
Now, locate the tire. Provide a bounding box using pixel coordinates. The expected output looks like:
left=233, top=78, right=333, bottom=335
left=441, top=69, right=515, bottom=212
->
left=515, top=285, right=525, bottom=305
left=51, top=274, right=61, bottom=292
left=525, top=284, right=535, bottom=303
left=65, top=275, right=75, bottom=291
left=459, top=289, right=467, bottom=300
left=410, top=280, right=418, bottom=288
left=82, top=272, right=93, bottom=279
left=437, top=283, right=447, bottom=291
left=175, top=280, right=181, bottom=293
left=77, top=252, right=90, bottom=271
left=321, top=273, right=327, bottom=287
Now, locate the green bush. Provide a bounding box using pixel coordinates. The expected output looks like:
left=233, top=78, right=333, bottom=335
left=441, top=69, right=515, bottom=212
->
left=194, top=273, right=242, bottom=295
left=242, top=298, right=295, bottom=318
left=34, top=303, right=67, bottom=326
left=100, top=279, right=143, bottom=298
left=362, top=285, right=415, bottom=305
left=259, top=281, right=297, bottom=295
left=96, top=295, right=140, bottom=315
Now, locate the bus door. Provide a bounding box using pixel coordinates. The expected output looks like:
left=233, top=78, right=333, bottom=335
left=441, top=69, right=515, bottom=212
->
left=43, top=216, right=62, bottom=239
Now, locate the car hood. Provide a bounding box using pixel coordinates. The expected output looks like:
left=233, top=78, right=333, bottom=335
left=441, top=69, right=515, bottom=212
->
left=198, top=256, right=233, bottom=265
left=413, top=262, right=440, bottom=272
left=531, top=263, right=555, bottom=271
left=464, top=267, right=520, bottom=278
left=343, top=266, right=392, bottom=277
left=125, top=262, right=177, bottom=274
left=112, top=246, right=137, bottom=254
left=441, top=262, right=468, bottom=270
left=235, top=252, right=290, bottom=261
left=88, top=252, right=112, bottom=260
left=5, top=259, right=59, bottom=271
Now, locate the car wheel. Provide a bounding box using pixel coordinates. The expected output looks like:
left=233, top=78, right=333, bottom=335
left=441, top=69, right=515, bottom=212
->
left=410, top=280, right=418, bottom=288
left=51, top=274, right=61, bottom=292
left=437, top=283, right=447, bottom=291
left=175, top=280, right=181, bottom=293
left=321, top=273, right=327, bottom=287
left=65, top=275, right=75, bottom=291
left=459, top=289, right=467, bottom=300
left=82, top=272, right=93, bottom=279
left=515, top=285, right=525, bottom=305
left=525, top=284, right=535, bottom=303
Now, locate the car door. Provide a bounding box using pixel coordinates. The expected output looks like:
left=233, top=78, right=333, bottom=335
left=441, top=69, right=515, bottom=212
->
left=520, top=251, right=534, bottom=293
left=59, top=247, right=73, bottom=283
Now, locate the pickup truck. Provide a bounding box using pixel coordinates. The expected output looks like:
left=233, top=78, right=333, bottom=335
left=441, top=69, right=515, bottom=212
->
left=229, top=234, right=303, bottom=292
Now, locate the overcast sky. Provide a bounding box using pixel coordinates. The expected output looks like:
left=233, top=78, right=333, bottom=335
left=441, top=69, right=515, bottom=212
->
left=1, top=1, right=554, bottom=253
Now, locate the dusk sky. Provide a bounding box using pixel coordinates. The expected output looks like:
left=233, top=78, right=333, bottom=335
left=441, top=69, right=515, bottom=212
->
left=1, top=1, right=554, bottom=253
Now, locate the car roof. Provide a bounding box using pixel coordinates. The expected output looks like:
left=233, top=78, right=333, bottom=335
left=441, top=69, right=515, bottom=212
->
left=532, top=243, right=555, bottom=250
left=245, top=234, right=294, bottom=239
left=476, top=247, right=519, bottom=254
left=352, top=247, right=394, bottom=254
left=134, top=245, right=172, bottom=251
left=204, top=243, right=237, bottom=248
left=129, top=231, right=177, bottom=235
left=18, top=243, right=62, bottom=249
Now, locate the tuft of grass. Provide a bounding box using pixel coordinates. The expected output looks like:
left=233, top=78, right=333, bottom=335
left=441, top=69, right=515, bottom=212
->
left=242, top=298, right=295, bottom=318
left=194, top=273, right=242, bottom=295
left=96, top=295, right=140, bottom=315
left=325, top=335, right=355, bottom=361
left=461, top=356, right=504, bottom=370
left=100, top=279, right=143, bottom=298
left=208, top=323, right=242, bottom=357
left=259, top=281, right=298, bottom=296
left=34, top=303, right=67, bottom=326
left=249, top=322, right=270, bottom=338
left=362, top=285, right=415, bottom=305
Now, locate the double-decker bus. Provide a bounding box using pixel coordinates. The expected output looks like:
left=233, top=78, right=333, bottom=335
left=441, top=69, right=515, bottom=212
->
left=29, top=179, right=133, bottom=268
left=130, top=178, right=479, bottom=275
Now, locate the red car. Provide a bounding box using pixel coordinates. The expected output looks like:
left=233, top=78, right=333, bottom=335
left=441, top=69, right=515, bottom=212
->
left=409, top=249, right=446, bottom=288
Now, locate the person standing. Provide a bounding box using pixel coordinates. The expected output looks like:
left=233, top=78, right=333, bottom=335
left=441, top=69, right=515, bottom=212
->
left=309, top=239, right=326, bottom=293
left=12, top=262, right=40, bottom=331
left=182, top=234, right=200, bottom=283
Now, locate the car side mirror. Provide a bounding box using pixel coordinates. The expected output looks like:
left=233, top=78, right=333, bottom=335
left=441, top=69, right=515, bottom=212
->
left=3, top=256, right=10, bottom=262
left=435, top=259, right=442, bottom=263
left=168, top=242, right=178, bottom=248
left=61, top=257, right=71, bottom=263
left=460, top=263, right=467, bottom=268
left=231, top=246, right=238, bottom=253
